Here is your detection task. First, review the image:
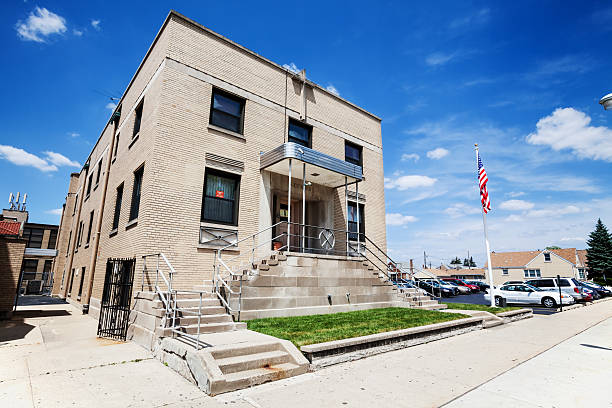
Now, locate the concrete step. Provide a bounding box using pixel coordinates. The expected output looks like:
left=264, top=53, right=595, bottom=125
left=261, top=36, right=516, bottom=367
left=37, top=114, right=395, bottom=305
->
left=238, top=285, right=398, bottom=298
left=210, top=341, right=281, bottom=360
left=175, top=306, right=226, bottom=316
left=484, top=319, right=504, bottom=328
left=173, top=291, right=217, bottom=299
left=155, top=298, right=222, bottom=308
left=245, top=276, right=388, bottom=288
left=160, top=321, right=246, bottom=336
left=216, top=350, right=289, bottom=374
left=222, top=362, right=305, bottom=393
left=170, top=314, right=233, bottom=325
left=236, top=294, right=397, bottom=310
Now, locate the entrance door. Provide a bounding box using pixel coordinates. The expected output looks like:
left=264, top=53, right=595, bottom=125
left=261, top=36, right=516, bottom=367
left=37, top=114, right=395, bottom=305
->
left=274, top=198, right=302, bottom=252
left=97, top=258, right=136, bottom=341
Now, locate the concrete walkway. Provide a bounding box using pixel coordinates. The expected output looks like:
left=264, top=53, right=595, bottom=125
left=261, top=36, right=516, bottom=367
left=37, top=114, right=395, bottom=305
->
left=1, top=298, right=610, bottom=407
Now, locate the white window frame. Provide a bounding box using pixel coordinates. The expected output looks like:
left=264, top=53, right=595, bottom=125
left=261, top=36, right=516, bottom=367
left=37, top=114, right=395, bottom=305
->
left=502, top=269, right=509, bottom=276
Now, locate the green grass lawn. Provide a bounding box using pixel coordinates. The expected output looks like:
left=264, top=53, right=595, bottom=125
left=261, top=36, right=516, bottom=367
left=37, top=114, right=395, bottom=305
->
left=441, top=302, right=521, bottom=314
left=246, top=307, right=469, bottom=347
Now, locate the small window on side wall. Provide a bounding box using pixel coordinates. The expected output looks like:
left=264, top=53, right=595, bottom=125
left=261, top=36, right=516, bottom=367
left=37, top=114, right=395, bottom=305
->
left=133, top=100, right=144, bottom=138
left=210, top=89, right=245, bottom=134
left=112, top=184, right=123, bottom=231
left=201, top=168, right=240, bottom=226
left=345, top=141, right=362, bottom=167
left=288, top=119, right=312, bottom=148
left=502, top=269, right=509, bottom=275
left=129, top=166, right=144, bottom=222
left=544, top=253, right=551, bottom=262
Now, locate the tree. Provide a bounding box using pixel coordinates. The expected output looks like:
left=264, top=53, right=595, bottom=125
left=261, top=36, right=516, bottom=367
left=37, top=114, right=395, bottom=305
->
left=463, top=258, right=469, bottom=266
left=450, top=257, right=462, bottom=267
left=586, top=219, right=612, bottom=282
left=546, top=246, right=561, bottom=250
left=468, top=256, right=476, bottom=267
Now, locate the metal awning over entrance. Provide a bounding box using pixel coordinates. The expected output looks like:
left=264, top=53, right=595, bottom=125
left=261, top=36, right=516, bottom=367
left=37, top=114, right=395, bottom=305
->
left=260, top=142, right=362, bottom=187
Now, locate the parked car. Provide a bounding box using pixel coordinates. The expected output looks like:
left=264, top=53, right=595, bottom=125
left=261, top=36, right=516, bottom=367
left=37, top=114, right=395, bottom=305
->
left=442, top=278, right=479, bottom=293
left=579, top=286, right=600, bottom=300
left=418, top=280, right=456, bottom=297
left=423, top=279, right=459, bottom=296
left=441, top=280, right=471, bottom=294
left=466, top=280, right=490, bottom=291
left=580, top=281, right=612, bottom=298
left=524, top=277, right=588, bottom=302
left=503, top=280, right=524, bottom=285
left=484, top=283, right=575, bottom=308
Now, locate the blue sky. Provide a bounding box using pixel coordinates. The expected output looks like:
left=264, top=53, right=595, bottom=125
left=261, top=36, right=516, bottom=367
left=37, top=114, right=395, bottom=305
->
left=2, top=1, right=612, bottom=266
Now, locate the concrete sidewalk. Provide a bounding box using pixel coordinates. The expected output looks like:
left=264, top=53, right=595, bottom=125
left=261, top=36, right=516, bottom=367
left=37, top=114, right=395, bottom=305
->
left=1, top=298, right=610, bottom=407
left=445, top=316, right=612, bottom=407
left=215, top=300, right=612, bottom=408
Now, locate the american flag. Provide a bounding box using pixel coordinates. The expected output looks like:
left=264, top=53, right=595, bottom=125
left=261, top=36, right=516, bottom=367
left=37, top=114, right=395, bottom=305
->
left=478, top=152, right=491, bottom=213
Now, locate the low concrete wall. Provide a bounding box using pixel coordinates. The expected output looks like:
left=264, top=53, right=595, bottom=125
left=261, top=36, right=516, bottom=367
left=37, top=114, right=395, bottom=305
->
left=301, top=317, right=483, bottom=368
left=497, top=308, right=532, bottom=323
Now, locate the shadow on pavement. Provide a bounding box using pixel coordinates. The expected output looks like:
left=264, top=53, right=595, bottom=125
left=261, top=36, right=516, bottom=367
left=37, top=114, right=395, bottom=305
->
left=0, top=320, right=36, bottom=342
left=17, top=295, right=68, bottom=306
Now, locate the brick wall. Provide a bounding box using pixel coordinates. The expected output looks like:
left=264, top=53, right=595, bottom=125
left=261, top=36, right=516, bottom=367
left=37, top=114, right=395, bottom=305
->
left=0, top=237, right=27, bottom=319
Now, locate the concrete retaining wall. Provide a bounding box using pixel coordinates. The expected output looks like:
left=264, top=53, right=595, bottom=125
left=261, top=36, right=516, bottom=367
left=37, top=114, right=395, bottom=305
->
left=301, top=316, right=483, bottom=368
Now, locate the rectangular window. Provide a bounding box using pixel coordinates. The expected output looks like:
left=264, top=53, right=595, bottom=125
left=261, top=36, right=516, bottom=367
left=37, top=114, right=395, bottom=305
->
left=86, top=211, right=94, bottom=245
left=523, top=269, right=529, bottom=278
left=47, top=229, right=57, bottom=249
left=209, top=89, right=245, bottom=134
left=95, top=160, right=102, bottom=186
left=112, top=184, right=123, bottom=230
left=502, top=269, right=509, bottom=275
left=77, top=267, right=86, bottom=298
left=77, top=221, right=84, bottom=247
left=348, top=202, right=365, bottom=241
left=525, top=269, right=541, bottom=278
left=288, top=119, right=312, bottom=147
left=544, top=253, right=551, bottom=262
left=73, top=194, right=78, bottom=215
left=23, top=259, right=38, bottom=273
left=133, top=100, right=144, bottom=137
left=113, top=133, right=120, bottom=158
left=68, top=269, right=75, bottom=295
left=345, top=142, right=363, bottom=167
left=578, top=269, right=585, bottom=279
left=43, top=259, right=53, bottom=273
left=201, top=169, right=240, bottom=225
left=23, top=227, right=44, bottom=248
left=66, top=231, right=72, bottom=255
left=86, top=173, right=93, bottom=197
left=129, top=166, right=144, bottom=221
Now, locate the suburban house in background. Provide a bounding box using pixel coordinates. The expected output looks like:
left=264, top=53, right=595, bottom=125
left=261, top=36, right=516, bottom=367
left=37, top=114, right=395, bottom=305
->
left=486, top=248, right=589, bottom=286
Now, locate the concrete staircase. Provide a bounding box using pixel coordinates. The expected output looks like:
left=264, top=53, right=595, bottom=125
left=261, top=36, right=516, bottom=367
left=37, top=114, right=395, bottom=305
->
left=225, top=252, right=446, bottom=319
left=396, top=287, right=448, bottom=310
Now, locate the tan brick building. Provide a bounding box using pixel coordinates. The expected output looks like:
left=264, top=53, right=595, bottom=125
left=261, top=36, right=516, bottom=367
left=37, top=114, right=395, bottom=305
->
left=51, top=11, right=387, bottom=319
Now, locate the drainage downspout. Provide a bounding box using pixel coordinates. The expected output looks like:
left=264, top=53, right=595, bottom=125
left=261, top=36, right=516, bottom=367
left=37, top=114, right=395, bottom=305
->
left=83, top=113, right=119, bottom=314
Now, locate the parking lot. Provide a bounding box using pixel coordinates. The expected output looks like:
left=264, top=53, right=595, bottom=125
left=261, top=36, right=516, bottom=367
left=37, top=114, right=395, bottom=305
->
left=443, top=292, right=562, bottom=315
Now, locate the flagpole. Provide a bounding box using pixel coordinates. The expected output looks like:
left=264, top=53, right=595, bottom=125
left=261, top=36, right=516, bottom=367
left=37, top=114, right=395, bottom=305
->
left=476, top=144, right=496, bottom=307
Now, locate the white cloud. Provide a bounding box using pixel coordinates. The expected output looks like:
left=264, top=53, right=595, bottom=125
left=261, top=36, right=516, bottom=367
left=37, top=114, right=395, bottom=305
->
left=526, top=205, right=581, bottom=218
left=43, top=151, right=80, bottom=168
left=449, top=8, right=490, bottom=29
left=91, top=19, right=101, bottom=30
left=386, top=213, right=418, bottom=226
left=444, top=203, right=481, bottom=218
left=426, top=147, right=450, bottom=159
left=282, top=62, right=300, bottom=73
left=73, top=29, right=83, bottom=37
left=505, top=214, right=523, bottom=222
left=106, top=102, right=117, bottom=110
left=499, top=199, right=535, bottom=211
left=401, top=153, right=420, bottom=162
left=507, top=191, right=525, bottom=198
left=560, top=237, right=584, bottom=242
left=384, top=175, right=437, bottom=190
left=45, top=208, right=63, bottom=216
left=68, top=132, right=80, bottom=138
left=16, top=7, right=67, bottom=42
left=425, top=52, right=457, bottom=66
left=526, top=107, right=612, bottom=162
left=326, top=84, right=339, bottom=96
left=0, top=144, right=57, bottom=172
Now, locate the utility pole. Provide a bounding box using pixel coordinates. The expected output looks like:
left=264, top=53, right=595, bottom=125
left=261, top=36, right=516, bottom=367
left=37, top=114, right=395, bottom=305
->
left=423, top=251, right=427, bottom=269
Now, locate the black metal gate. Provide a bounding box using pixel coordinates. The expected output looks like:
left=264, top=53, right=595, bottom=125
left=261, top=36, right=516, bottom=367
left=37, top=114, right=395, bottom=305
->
left=97, top=258, right=135, bottom=341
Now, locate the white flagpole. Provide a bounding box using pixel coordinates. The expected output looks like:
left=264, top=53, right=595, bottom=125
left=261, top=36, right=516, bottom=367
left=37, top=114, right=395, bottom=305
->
left=476, top=144, right=496, bottom=307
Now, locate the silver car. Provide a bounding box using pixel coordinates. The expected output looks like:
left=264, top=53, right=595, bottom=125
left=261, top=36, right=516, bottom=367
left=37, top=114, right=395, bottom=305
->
left=524, top=277, right=587, bottom=301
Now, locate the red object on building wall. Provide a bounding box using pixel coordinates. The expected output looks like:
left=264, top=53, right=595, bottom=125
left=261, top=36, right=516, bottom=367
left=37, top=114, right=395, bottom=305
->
left=215, top=190, right=224, bottom=198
